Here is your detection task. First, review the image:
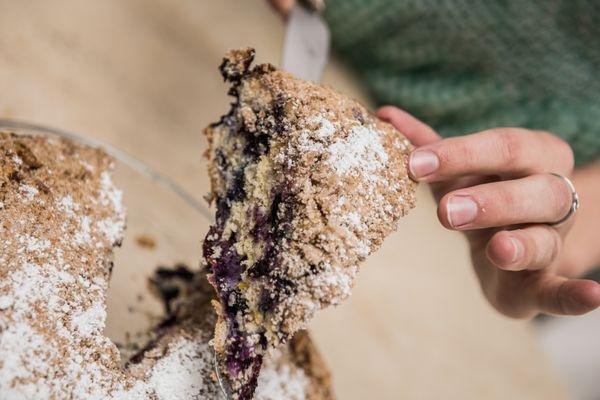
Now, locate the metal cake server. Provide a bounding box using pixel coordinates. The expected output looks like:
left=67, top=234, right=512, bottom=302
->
left=214, top=351, right=233, bottom=399
left=214, top=4, right=330, bottom=399
left=281, top=1, right=330, bottom=82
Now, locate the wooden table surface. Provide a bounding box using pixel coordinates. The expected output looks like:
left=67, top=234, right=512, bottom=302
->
left=0, top=1, right=569, bottom=398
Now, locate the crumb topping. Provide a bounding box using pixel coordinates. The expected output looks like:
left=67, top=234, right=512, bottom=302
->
left=0, top=132, right=133, bottom=399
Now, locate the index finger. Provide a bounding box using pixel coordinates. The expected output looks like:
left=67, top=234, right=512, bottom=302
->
left=409, top=128, right=574, bottom=182
left=377, top=106, right=441, bottom=146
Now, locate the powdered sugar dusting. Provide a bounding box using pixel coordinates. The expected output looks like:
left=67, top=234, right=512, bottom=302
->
left=18, top=234, right=51, bottom=253
left=0, top=134, right=142, bottom=399
left=327, top=124, right=388, bottom=178
left=100, top=170, right=124, bottom=217
left=19, top=184, right=38, bottom=202
left=70, top=302, right=106, bottom=338
left=97, top=218, right=124, bottom=246
left=58, top=195, right=78, bottom=217
left=291, top=115, right=397, bottom=263
left=257, top=349, right=310, bottom=400
left=0, top=295, right=13, bottom=310
left=146, top=338, right=211, bottom=399
left=12, top=154, right=23, bottom=165
left=311, top=262, right=358, bottom=304
left=311, top=115, right=335, bottom=140
left=73, top=215, right=93, bottom=246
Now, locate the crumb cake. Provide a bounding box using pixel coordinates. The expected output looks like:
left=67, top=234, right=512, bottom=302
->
left=203, top=48, right=417, bottom=399
left=0, top=131, right=334, bottom=399
left=0, top=132, right=137, bottom=399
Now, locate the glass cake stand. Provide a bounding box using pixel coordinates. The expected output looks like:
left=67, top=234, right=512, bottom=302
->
left=0, top=119, right=213, bottom=347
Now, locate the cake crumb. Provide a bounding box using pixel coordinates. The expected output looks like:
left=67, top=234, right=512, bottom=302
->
left=135, top=234, right=157, bottom=249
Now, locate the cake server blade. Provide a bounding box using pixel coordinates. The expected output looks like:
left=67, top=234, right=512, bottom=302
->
left=281, top=3, right=330, bottom=83
left=214, top=351, right=233, bottom=399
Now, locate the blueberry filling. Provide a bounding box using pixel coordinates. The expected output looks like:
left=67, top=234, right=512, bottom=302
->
left=272, top=94, right=288, bottom=134
left=204, top=48, right=300, bottom=400
left=212, top=239, right=244, bottom=290
left=237, top=356, right=263, bottom=400
left=226, top=168, right=247, bottom=202
left=247, top=205, right=269, bottom=242
left=225, top=335, right=263, bottom=381
left=204, top=176, right=289, bottom=399
left=257, top=288, right=277, bottom=313
left=243, top=132, right=270, bottom=159
left=215, top=197, right=231, bottom=227
left=204, top=201, right=262, bottom=398
left=215, top=149, right=229, bottom=170
left=246, top=246, right=276, bottom=279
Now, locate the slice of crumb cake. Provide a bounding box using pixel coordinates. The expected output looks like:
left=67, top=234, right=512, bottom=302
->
left=203, top=48, right=417, bottom=399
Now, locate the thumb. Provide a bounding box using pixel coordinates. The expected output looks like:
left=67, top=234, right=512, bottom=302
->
left=377, top=106, right=441, bottom=147
left=536, top=277, right=600, bottom=316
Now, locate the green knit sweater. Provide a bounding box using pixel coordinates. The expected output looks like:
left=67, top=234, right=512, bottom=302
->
left=323, top=0, right=600, bottom=165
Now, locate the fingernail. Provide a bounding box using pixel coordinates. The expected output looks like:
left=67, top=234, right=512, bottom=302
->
left=447, top=195, right=478, bottom=228
left=409, top=150, right=439, bottom=179
left=509, top=237, right=524, bottom=263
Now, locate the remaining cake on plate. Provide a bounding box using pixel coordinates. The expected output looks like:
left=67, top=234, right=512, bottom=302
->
left=131, top=265, right=334, bottom=400
left=203, top=48, right=417, bottom=399
left=0, top=132, right=136, bottom=399
left=0, top=131, right=334, bottom=399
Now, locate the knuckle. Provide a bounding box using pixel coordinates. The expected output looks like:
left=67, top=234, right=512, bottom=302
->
left=529, top=226, right=561, bottom=268
left=492, top=128, right=524, bottom=167
left=542, top=132, right=575, bottom=173
left=518, top=232, right=537, bottom=266
left=495, top=185, right=517, bottom=211
left=549, top=280, right=570, bottom=315
left=547, top=228, right=562, bottom=264
left=562, top=145, right=575, bottom=173
left=437, top=140, right=472, bottom=170
left=546, top=174, right=572, bottom=218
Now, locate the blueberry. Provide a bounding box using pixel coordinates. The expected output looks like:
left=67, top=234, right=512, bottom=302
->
left=258, top=289, right=277, bottom=313
left=243, top=132, right=270, bottom=159
left=249, top=205, right=271, bottom=242
left=226, top=169, right=246, bottom=201
left=213, top=245, right=244, bottom=289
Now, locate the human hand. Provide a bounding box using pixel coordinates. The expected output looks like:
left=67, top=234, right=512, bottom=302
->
left=267, top=0, right=295, bottom=16
left=378, top=106, right=600, bottom=318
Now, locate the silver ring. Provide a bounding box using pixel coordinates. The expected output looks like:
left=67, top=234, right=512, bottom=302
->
left=548, top=173, right=580, bottom=226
